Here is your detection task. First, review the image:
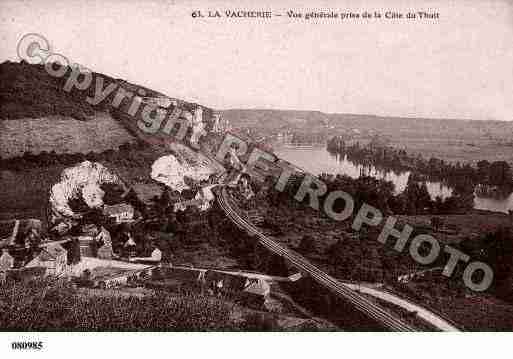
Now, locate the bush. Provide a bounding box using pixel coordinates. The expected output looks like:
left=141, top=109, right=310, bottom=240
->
left=242, top=312, right=278, bottom=331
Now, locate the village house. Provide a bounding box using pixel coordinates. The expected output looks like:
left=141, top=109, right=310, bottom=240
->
left=95, top=226, right=113, bottom=259
left=240, top=277, right=271, bottom=308
left=25, top=243, right=68, bottom=276
left=103, top=203, right=135, bottom=224
left=0, top=248, right=15, bottom=283
left=151, top=247, right=162, bottom=261
left=244, top=277, right=271, bottom=298
left=203, top=270, right=271, bottom=308
left=74, top=225, right=112, bottom=259
left=77, top=235, right=95, bottom=257
left=123, top=235, right=137, bottom=258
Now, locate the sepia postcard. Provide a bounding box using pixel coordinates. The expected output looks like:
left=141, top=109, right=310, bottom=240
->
left=0, top=0, right=512, bottom=357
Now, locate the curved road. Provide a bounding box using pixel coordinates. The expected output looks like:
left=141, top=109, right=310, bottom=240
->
left=342, top=283, right=459, bottom=331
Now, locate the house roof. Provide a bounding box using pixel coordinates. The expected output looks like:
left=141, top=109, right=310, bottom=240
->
left=124, top=237, right=136, bottom=247
left=38, top=243, right=67, bottom=261
left=244, top=278, right=270, bottom=296
left=151, top=248, right=162, bottom=260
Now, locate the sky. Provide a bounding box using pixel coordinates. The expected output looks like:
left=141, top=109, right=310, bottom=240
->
left=1, top=0, right=512, bottom=120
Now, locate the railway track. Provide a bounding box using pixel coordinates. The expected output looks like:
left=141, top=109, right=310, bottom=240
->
left=217, top=187, right=417, bottom=332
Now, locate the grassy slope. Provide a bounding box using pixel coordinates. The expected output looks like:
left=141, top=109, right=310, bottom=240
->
left=0, top=278, right=235, bottom=331
left=0, top=113, right=137, bottom=158
left=0, top=277, right=333, bottom=331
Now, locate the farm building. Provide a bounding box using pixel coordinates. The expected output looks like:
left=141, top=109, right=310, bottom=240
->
left=123, top=235, right=137, bottom=258
left=25, top=243, right=68, bottom=276
left=77, top=236, right=95, bottom=257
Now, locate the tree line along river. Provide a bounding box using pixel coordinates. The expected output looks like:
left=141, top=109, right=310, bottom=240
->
left=274, top=144, right=513, bottom=214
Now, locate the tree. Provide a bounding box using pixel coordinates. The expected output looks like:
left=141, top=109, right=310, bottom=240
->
left=298, top=235, right=317, bottom=253
left=326, top=239, right=356, bottom=278
left=485, top=227, right=513, bottom=299
left=488, top=161, right=512, bottom=186
left=404, top=174, right=432, bottom=214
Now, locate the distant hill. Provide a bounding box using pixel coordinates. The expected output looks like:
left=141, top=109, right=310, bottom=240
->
left=221, top=108, right=513, bottom=138
left=220, top=109, right=330, bottom=130
left=0, top=61, right=211, bottom=122
left=220, top=108, right=513, bottom=165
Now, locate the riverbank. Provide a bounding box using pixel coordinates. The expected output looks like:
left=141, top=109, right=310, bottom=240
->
left=275, top=144, right=513, bottom=213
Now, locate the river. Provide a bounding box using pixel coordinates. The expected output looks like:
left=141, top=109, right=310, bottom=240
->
left=274, top=144, right=513, bottom=213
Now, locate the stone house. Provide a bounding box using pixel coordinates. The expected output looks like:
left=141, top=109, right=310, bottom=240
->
left=243, top=278, right=271, bottom=298
left=0, top=249, right=15, bottom=283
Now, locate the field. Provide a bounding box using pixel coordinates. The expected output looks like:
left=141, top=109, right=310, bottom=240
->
left=0, top=113, right=137, bottom=159
left=380, top=135, right=513, bottom=165
left=0, top=166, right=64, bottom=222
left=0, top=278, right=236, bottom=331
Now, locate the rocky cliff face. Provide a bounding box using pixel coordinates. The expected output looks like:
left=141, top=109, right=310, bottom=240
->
left=1, top=61, right=228, bottom=219
left=150, top=154, right=214, bottom=192
left=48, top=161, right=125, bottom=227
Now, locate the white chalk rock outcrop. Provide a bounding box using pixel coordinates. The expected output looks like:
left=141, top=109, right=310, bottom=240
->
left=190, top=107, right=206, bottom=146
left=150, top=154, right=214, bottom=192
left=48, top=161, right=124, bottom=228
